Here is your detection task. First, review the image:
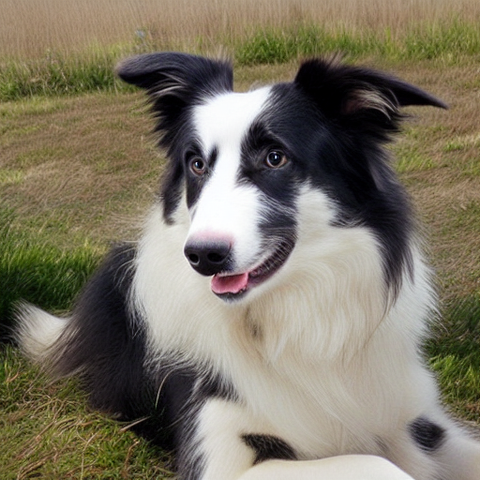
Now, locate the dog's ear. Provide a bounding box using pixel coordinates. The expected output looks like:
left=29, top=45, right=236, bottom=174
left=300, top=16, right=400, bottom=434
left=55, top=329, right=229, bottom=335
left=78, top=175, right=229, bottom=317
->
left=117, top=52, right=233, bottom=139
left=117, top=52, right=233, bottom=96
left=294, top=58, right=447, bottom=138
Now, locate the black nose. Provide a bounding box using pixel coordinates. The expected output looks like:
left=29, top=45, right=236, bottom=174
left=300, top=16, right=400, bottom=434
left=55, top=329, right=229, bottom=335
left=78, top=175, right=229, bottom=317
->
left=184, top=240, right=231, bottom=276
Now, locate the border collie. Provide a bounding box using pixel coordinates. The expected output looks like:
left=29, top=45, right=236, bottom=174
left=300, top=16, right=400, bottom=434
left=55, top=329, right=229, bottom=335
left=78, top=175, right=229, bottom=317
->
left=16, top=53, right=480, bottom=480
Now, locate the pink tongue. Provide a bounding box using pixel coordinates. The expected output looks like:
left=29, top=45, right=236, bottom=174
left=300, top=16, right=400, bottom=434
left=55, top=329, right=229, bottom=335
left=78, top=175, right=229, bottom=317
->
left=211, top=272, right=249, bottom=295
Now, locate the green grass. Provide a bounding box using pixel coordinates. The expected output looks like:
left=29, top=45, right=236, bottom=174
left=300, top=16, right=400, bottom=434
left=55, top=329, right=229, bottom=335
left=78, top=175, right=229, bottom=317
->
left=428, top=295, right=480, bottom=421
left=403, top=20, right=480, bottom=60
left=235, top=25, right=376, bottom=65
left=0, top=207, right=101, bottom=338
left=2, top=20, right=480, bottom=101
left=236, top=21, right=480, bottom=66
left=0, top=49, right=128, bottom=101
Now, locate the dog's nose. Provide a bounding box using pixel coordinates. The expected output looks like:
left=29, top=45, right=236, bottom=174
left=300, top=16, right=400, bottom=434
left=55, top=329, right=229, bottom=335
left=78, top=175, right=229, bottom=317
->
left=184, top=240, right=231, bottom=276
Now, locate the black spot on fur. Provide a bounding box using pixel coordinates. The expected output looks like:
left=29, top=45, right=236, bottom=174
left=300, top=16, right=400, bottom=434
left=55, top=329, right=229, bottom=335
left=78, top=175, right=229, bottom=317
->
left=242, top=434, right=296, bottom=464
left=409, top=417, right=446, bottom=452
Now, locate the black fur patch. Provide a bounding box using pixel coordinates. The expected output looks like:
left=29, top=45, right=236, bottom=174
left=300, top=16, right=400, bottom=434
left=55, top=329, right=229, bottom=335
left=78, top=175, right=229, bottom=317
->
left=291, top=59, right=444, bottom=298
left=44, top=244, right=185, bottom=448
left=242, top=434, right=296, bottom=464
left=409, top=417, right=446, bottom=452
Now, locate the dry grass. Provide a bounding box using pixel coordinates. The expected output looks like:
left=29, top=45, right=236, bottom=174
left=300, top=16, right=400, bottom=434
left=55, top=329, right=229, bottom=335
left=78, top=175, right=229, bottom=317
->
left=2, top=0, right=480, bottom=60
left=390, top=62, right=480, bottom=301
left=0, top=92, right=157, bottom=247
left=1, top=345, right=176, bottom=478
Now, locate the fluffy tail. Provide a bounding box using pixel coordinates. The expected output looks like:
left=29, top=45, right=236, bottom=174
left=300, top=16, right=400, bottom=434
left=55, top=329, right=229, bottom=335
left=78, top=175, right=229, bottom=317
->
left=15, top=303, right=70, bottom=364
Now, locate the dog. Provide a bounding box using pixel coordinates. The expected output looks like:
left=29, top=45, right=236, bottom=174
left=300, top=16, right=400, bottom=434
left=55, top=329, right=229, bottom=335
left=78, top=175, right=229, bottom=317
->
left=16, top=53, right=480, bottom=480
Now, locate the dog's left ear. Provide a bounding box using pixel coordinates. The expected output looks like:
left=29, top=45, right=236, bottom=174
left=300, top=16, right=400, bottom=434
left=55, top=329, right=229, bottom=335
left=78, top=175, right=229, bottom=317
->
left=294, top=58, right=447, bottom=136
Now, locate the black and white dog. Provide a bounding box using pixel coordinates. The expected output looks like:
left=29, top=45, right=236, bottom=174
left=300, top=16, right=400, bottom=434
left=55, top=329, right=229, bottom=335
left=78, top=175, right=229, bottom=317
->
left=16, top=53, right=480, bottom=479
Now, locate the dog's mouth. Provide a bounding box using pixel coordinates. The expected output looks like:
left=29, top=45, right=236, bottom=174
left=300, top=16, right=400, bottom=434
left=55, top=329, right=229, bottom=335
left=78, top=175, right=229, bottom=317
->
left=211, top=240, right=294, bottom=300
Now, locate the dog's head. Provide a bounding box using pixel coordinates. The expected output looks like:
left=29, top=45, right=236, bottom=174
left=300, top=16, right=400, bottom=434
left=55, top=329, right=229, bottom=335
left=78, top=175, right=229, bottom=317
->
left=117, top=53, right=445, bottom=302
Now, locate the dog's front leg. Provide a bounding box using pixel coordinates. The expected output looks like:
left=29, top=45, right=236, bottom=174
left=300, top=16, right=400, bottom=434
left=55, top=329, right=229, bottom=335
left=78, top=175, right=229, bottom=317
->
left=238, top=455, right=415, bottom=480
left=193, top=399, right=415, bottom=480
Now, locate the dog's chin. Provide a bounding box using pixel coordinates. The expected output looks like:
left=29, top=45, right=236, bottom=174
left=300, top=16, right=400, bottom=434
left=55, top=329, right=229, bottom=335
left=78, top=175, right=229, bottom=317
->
left=211, top=240, right=295, bottom=302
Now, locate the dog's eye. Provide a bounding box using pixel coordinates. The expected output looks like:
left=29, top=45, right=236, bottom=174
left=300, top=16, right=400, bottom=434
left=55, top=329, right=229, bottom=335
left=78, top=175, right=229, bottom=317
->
left=189, top=157, right=207, bottom=176
left=265, top=150, right=288, bottom=169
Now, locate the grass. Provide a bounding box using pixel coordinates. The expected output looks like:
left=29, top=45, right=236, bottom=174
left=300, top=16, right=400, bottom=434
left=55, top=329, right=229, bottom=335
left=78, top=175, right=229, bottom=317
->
left=235, top=21, right=480, bottom=66
left=428, top=296, right=480, bottom=422
left=0, top=207, right=101, bottom=338
left=0, top=344, right=175, bottom=479
left=0, top=92, right=161, bottom=248
left=0, top=49, right=125, bottom=101
left=1, top=20, right=480, bottom=100
left=2, top=1, right=480, bottom=100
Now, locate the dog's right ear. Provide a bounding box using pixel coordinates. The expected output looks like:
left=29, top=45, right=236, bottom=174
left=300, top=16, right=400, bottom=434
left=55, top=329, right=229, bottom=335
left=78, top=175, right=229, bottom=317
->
left=116, top=52, right=233, bottom=95
left=116, top=52, right=233, bottom=147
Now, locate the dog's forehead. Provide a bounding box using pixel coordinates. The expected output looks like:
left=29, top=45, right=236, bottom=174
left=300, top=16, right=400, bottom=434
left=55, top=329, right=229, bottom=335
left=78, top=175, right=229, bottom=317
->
left=192, top=87, right=272, bottom=152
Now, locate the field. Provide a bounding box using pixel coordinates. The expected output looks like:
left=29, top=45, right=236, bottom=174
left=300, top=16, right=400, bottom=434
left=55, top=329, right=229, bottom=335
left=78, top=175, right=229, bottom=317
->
left=3, top=0, right=480, bottom=61
left=1, top=0, right=480, bottom=478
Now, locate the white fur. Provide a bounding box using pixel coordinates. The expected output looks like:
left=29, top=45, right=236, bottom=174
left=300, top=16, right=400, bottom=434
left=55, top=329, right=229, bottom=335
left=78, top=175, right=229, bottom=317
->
left=186, top=88, right=272, bottom=270
left=196, top=399, right=259, bottom=480
left=15, top=303, right=69, bottom=362
left=131, top=185, right=445, bottom=478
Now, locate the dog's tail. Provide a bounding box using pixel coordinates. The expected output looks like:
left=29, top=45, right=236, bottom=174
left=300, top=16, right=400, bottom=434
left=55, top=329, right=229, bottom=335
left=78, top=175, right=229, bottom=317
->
left=15, top=303, right=70, bottom=366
